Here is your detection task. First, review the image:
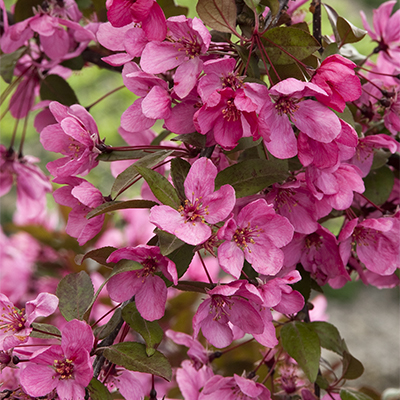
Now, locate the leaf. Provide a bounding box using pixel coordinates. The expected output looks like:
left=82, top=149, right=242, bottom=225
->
left=170, top=158, right=191, bottom=202
left=196, top=0, right=237, bottom=33
left=308, top=321, right=345, bottom=356
left=0, top=48, right=27, bottom=84
left=98, top=149, right=155, bottom=162
left=122, top=303, right=164, bottom=357
left=260, top=27, right=321, bottom=65
left=14, top=0, right=42, bottom=21
left=151, top=130, right=172, bottom=146
left=340, top=389, right=373, bottom=400
left=87, top=199, right=157, bottom=219
left=56, top=271, right=94, bottom=322
left=40, top=75, right=79, bottom=106
left=158, top=0, right=188, bottom=18
left=166, top=243, right=195, bottom=279
left=103, top=342, right=172, bottom=381
left=315, top=375, right=329, bottom=390
left=215, top=158, right=289, bottom=197
left=111, top=150, right=174, bottom=199
left=371, top=149, right=391, bottom=170
left=234, top=44, right=260, bottom=79
left=322, top=4, right=340, bottom=43
left=363, top=166, right=394, bottom=206
left=157, top=229, right=185, bottom=256
left=291, top=265, right=311, bottom=303
left=61, top=56, right=85, bottom=71
left=134, top=165, right=180, bottom=209
left=30, top=323, right=61, bottom=340
left=172, top=132, right=207, bottom=148
left=337, top=17, right=367, bottom=45
left=87, top=378, right=113, bottom=400
left=342, top=350, right=364, bottom=380
left=281, top=321, right=321, bottom=382
left=93, top=308, right=122, bottom=340
left=244, top=0, right=260, bottom=8
left=77, top=246, right=118, bottom=268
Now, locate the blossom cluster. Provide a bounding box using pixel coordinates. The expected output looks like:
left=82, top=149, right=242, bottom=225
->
left=0, top=0, right=399, bottom=399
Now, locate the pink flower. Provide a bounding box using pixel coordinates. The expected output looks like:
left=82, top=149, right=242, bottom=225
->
left=311, top=55, right=362, bottom=112
left=20, top=319, right=94, bottom=400
left=0, top=293, right=58, bottom=351
left=40, top=102, right=102, bottom=178
left=149, top=157, right=236, bottom=246
left=192, top=282, right=265, bottom=348
left=361, top=1, right=400, bottom=66
left=217, top=199, right=294, bottom=278
left=53, top=176, right=105, bottom=245
left=140, top=15, right=211, bottom=98
left=199, top=374, right=271, bottom=400
left=339, top=217, right=400, bottom=276
left=258, top=78, right=342, bottom=159
left=106, top=245, right=178, bottom=321
left=0, top=146, right=52, bottom=223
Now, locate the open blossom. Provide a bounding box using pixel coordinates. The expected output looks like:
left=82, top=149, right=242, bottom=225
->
left=40, top=102, right=102, bottom=178
left=217, top=199, right=294, bottom=278
left=150, top=157, right=236, bottom=246
left=339, top=217, right=400, bottom=276
left=0, top=146, right=52, bottom=224
left=360, top=1, right=400, bottom=66
left=199, top=374, right=271, bottom=400
left=106, top=245, right=178, bottom=321
left=0, top=293, right=58, bottom=351
left=258, top=78, right=342, bottom=159
left=140, top=15, right=211, bottom=98
left=53, top=176, right=105, bottom=245
left=20, top=319, right=94, bottom=400
left=311, top=54, right=362, bottom=112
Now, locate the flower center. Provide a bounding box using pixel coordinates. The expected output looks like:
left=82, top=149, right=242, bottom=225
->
left=233, top=222, right=263, bottom=252
left=53, top=358, right=74, bottom=380
left=274, top=189, right=298, bottom=212
left=210, top=295, right=233, bottom=321
left=221, top=73, right=243, bottom=90
left=222, top=99, right=241, bottom=122
left=0, top=305, right=26, bottom=334
left=173, top=35, right=202, bottom=59
left=353, top=227, right=379, bottom=246
left=305, top=233, right=323, bottom=251
left=178, top=197, right=209, bottom=226
left=138, top=257, right=158, bottom=280
left=274, top=97, right=300, bottom=116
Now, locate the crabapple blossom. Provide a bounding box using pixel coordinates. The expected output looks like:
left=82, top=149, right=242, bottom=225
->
left=339, top=216, right=400, bottom=276
left=150, top=157, right=236, bottom=246
left=0, top=293, right=58, bottom=351
left=217, top=199, right=294, bottom=278
left=311, top=54, right=362, bottom=112
left=40, top=102, right=102, bottom=178
left=20, top=319, right=94, bottom=400
left=53, top=176, right=105, bottom=245
left=106, top=245, right=178, bottom=321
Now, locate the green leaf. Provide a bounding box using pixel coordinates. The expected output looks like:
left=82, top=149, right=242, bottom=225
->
left=244, top=0, right=260, bottom=8
left=234, top=44, right=260, bottom=79
left=158, top=0, right=188, bottom=18
left=166, top=243, right=195, bottom=279
left=151, top=130, right=172, bottom=146
left=337, top=17, right=367, bottom=45
left=30, top=323, right=61, bottom=340
left=342, top=350, right=364, bottom=380
left=93, top=308, right=122, bottom=340
left=111, top=150, right=174, bottom=199
left=281, top=321, right=321, bottom=382
left=371, top=149, right=391, bottom=170
left=56, top=271, right=94, bottom=322
left=77, top=246, right=118, bottom=268
left=322, top=4, right=340, bottom=43
left=87, top=199, right=157, bottom=219
left=134, top=165, right=180, bottom=209
left=61, top=56, right=85, bottom=71
left=0, top=48, right=27, bottom=84
left=215, top=158, right=289, bottom=197
left=308, top=321, right=345, bottom=356
left=260, top=27, right=321, bottom=65
left=122, top=303, right=164, bottom=357
left=14, top=0, right=42, bottom=21
left=170, top=158, right=191, bottom=202
left=291, top=265, right=311, bottom=303
left=98, top=149, right=156, bottom=162
left=196, top=0, right=237, bottom=33
left=157, top=229, right=185, bottom=256
left=40, top=75, right=79, bottom=106
left=103, top=342, right=172, bottom=381
left=87, top=378, right=113, bottom=400
left=172, top=132, right=206, bottom=148
left=315, top=375, right=329, bottom=390
left=363, top=165, right=394, bottom=206
left=340, top=389, right=373, bottom=400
